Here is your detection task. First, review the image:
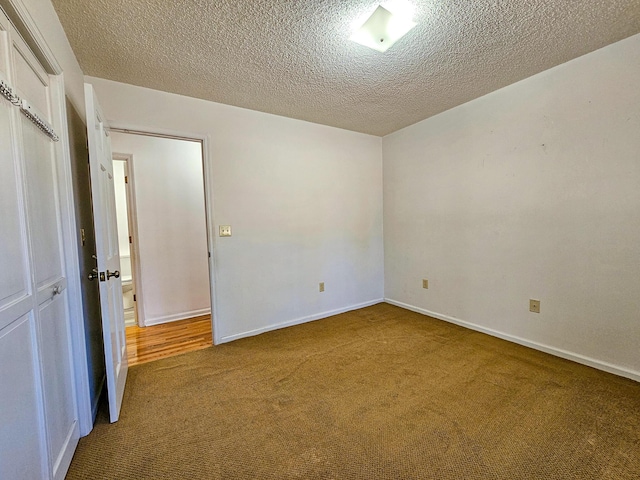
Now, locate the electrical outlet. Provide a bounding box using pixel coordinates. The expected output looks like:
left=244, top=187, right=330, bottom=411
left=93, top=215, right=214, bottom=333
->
left=529, top=299, right=540, bottom=313
left=422, top=279, right=428, bottom=289
left=219, top=225, right=232, bottom=237
left=319, top=282, right=325, bottom=292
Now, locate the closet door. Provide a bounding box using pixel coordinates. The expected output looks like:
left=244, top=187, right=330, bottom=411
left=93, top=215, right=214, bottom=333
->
left=0, top=85, right=48, bottom=480
left=12, top=31, right=79, bottom=480
left=0, top=14, right=48, bottom=480
left=0, top=16, right=79, bottom=480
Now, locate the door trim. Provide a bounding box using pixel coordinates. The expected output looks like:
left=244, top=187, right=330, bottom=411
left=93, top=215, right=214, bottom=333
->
left=109, top=125, right=220, bottom=344
left=0, top=0, right=62, bottom=75
left=50, top=71, right=92, bottom=437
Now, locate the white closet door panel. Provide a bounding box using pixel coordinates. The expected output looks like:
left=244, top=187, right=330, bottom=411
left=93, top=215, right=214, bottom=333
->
left=0, top=297, right=32, bottom=331
left=37, top=294, right=76, bottom=478
left=0, top=92, right=29, bottom=309
left=12, top=42, right=49, bottom=121
left=21, top=117, right=63, bottom=287
left=0, top=314, right=46, bottom=480
left=0, top=13, right=79, bottom=480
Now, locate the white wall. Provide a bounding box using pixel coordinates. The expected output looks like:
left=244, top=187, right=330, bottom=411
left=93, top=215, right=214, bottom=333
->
left=383, top=34, right=640, bottom=380
left=110, top=133, right=211, bottom=325
left=89, top=81, right=385, bottom=341
left=17, top=0, right=85, bottom=114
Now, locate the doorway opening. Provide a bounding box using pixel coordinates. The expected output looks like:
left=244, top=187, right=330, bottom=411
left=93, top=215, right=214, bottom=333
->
left=110, top=130, right=214, bottom=365
left=112, top=154, right=137, bottom=327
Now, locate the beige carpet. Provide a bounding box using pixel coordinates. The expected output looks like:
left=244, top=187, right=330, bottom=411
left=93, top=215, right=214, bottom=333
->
left=66, top=303, right=640, bottom=479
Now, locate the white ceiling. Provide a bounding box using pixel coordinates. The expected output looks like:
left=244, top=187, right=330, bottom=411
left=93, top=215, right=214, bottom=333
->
left=52, top=0, right=640, bottom=136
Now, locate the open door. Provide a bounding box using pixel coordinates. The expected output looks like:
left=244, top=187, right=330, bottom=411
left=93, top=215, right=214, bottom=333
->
left=85, top=83, right=128, bottom=422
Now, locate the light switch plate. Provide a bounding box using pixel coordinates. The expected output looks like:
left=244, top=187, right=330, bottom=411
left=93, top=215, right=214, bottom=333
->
left=219, top=225, right=231, bottom=237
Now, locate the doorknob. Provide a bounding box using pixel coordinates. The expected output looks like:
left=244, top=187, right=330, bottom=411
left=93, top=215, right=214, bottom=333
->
left=88, top=271, right=99, bottom=281
left=107, top=270, right=120, bottom=279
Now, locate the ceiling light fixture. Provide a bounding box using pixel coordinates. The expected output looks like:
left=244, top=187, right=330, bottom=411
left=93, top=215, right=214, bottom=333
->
left=350, top=5, right=416, bottom=53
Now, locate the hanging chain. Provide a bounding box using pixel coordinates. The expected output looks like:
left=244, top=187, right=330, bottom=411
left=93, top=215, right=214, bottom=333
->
left=0, top=78, right=20, bottom=106
left=20, top=99, right=60, bottom=142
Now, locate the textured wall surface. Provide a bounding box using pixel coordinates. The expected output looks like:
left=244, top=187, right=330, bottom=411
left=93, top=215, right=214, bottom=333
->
left=383, top=34, right=640, bottom=379
left=18, top=0, right=86, bottom=116
left=52, top=0, right=640, bottom=135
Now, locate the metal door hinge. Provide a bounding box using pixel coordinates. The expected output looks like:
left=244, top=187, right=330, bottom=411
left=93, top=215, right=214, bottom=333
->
left=129, top=235, right=132, bottom=244
left=125, top=175, right=128, bottom=184
left=133, top=294, right=136, bottom=301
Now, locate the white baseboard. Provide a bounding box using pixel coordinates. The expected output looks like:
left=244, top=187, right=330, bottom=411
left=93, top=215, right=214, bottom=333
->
left=384, top=298, right=640, bottom=383
left=218, top=299, right=384, bottom=344
left=144, top=307, right=212, bottom=327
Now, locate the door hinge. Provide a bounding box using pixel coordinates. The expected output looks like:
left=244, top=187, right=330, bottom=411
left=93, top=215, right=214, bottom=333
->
left=208, top=251, right=211, bottom=258
left=125, top=175, right=128, bottom=184
left=133, top=294, right=136, bottom=301
left=129, top=235, right=132, bottom=244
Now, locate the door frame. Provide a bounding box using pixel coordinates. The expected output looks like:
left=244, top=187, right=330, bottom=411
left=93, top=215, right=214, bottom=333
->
left=112, top=152, right=144, bottom=327
left=109, top=125, right=220, bottom=344
left=49, top=62, right=86, bottom=461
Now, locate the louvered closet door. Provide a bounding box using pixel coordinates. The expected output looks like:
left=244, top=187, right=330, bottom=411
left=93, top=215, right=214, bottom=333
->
left=0, top=14, right=78, bottom=480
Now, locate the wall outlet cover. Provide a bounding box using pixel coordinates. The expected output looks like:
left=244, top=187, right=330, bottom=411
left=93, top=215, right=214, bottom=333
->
left=219, top=225, right=232, bottom=237
left=422, top=279, right=428, bottom=289
left=319, top=282, right=325, bottom=292
left=530, top=299, right=540, bottom=313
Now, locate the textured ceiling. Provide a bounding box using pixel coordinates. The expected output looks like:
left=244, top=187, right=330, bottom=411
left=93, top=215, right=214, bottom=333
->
left=52, top=0, right=640, bottom=136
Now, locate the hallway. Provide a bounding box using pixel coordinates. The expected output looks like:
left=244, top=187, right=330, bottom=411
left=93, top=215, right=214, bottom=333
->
left=125, top=316, right=212, bottom=366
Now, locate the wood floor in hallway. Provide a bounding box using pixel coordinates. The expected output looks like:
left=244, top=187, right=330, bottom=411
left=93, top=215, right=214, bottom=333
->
left=125, top=315, right=213, bottom=366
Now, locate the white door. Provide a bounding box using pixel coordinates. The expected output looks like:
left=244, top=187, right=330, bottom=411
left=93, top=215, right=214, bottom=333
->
left=0, top=52, right=47, bottom=480
left=0, top=14, right=78, bottom=480
left=85, top=83, right=128, bottom=422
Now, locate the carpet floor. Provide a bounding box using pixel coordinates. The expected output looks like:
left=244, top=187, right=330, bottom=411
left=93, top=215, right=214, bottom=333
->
left=66, top=303, right=640, bottom=479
